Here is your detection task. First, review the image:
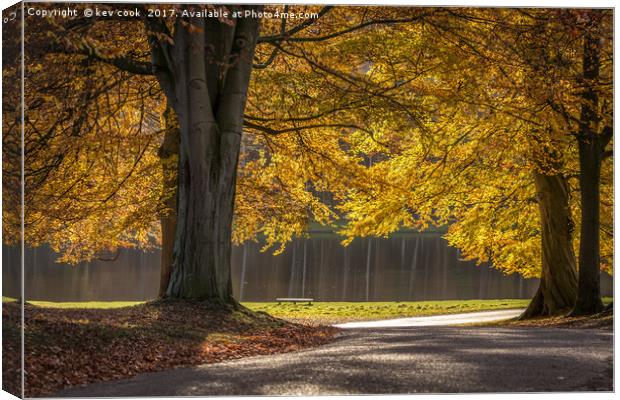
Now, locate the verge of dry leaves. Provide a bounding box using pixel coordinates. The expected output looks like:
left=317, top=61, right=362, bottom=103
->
left=2, top=300, right=338, bottom=397
left=503, top=308, right=613, bottom=330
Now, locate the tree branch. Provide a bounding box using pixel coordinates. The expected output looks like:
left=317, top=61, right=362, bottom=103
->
left=601, top=125, right=613, bottom=146
left=49, top=40, right=153, bottom=75
left=258, top=6, right=333, bottom=43
left=260, top=10, right=432, bottom=43
left=144, top=16, right=174, bottom=75
left=254, top=5, right=288, bottom=69
left=244, top=120, right=388, bottom=147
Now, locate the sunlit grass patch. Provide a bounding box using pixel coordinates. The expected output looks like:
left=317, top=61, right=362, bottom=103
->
left=10, top=297, right=613, bottom=322
left=243, top=299, right=535, bottom=323
left=27, top=300, right=144, bottom=309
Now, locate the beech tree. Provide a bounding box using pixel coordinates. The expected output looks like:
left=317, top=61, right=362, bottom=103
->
left=13, top=4, right=432, bottom=304
left=462, top=9, right=614, bottom=315
left=570, top=11, right=613, bottom=315
left=7, top=6, right=611, bottom=315
left=3, top=30, right=165, bottom=262
left=335, top=8, right=612, bottom=317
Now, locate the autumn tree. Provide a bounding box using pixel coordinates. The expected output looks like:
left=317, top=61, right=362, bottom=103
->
left=17, top=4, right=433, bottom=304
left=2, top=18, right=165, bottom=263
left=570, top=11, right=613, bottom=315
left=11, top=5, right=611, bottom=314
left=449, top=9, right=614, bottom=315
left=335, top=8, right=612, bottom=317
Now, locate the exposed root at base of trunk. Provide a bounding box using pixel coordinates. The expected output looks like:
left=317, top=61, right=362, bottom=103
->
left=519, top=287, right=573, bottom=320
left=569, top=300, right=605, bottom=317
left=519, top=287, right=544, bottom=320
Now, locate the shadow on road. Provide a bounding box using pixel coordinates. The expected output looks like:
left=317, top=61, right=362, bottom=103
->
left=57, top=325, right=613, bottom=396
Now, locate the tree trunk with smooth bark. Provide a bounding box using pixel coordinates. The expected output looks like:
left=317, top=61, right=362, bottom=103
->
left=148, top=6, right=261, bottom=303
left=571, top=18, right=611, bottom=316
left=572, top=138, right=606, bottom=315
left=521, top=171, right=578, bottom=318
left=158, top=106, right=179, bottom=297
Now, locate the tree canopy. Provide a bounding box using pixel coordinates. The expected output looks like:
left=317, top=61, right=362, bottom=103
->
left=3, top=5, right=613, bottom=311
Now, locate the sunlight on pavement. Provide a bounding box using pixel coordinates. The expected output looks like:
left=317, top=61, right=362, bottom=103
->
left=334, top=309, right=525, bottom=329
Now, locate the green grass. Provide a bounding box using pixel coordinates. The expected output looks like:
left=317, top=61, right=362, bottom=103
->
left=5, top=297, right=612, bottom=323
left=2, top=297, right=143, bottom=308
left=243, top=299, right=533, bottom=323
left=245, top=297, right=613, bottom=323
left=27, top=300, right=144, bottom=309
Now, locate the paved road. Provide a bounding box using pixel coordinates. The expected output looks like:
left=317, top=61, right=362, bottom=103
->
left=335, top=309, right=525, bottom=328
left=58, top=322, right=612, bottom=396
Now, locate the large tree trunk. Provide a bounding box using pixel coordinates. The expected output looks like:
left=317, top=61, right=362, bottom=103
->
left=571, top=17, right=610, bottom=316
left=149, top=7, right=261, bottom=303
left=572, top=138, right=605, bottom=315
left=158, top=106, right=179, bottom=297
left=521, top=171, right=577, bottom=319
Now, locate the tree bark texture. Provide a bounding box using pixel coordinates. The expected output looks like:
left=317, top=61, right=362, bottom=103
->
left=571, top=18, right=610, bottom=316
left=148, top=6, right=261, bottom=302
left=521, top=171, right=577, bottom=318
left=158, top=106, right=179, bottom=297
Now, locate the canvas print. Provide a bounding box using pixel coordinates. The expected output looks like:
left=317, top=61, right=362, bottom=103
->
left=1, top=1, right=614, bottom=397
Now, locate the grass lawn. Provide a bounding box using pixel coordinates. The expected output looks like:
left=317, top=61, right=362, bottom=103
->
left=7, top=298, right=534, bottom=320
left=3, top=296, right=143, bottom=308
left=5, top=297, right=612, bottom=321
left=243, top=299, right=534, bottom=324
left=5, top=296, right=612, bottom=325
left=3, top=297, right=539, bottom=325
left=245, top=297, right=611, bottom=324
left=30, top=300, right=143, bottom=308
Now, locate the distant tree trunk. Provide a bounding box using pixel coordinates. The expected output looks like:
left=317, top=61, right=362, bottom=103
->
left=158, top=106, right=179, bottom=297
left=365, top=238, right=372, bottom=301
left=342, top=246, right=349, bottom=301
left=301, top=240, right=307, bottom=297
left=521, top=171, right=577, bottom=318
left=571, top=18, right=611, bottom=316
left=148, top=7, right=261, bottom=303
left=238, top=244, right=248, bottom=301
left=288, top=242, right=297, bottom=298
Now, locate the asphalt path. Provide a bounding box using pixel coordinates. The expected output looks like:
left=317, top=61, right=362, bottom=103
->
left=57, top=311, right=613, bottom=396
left=335, top=308, right=525, bottom=328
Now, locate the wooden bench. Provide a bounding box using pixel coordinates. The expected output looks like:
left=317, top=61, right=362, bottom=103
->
left=276, top=297, right=314, bottom=305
